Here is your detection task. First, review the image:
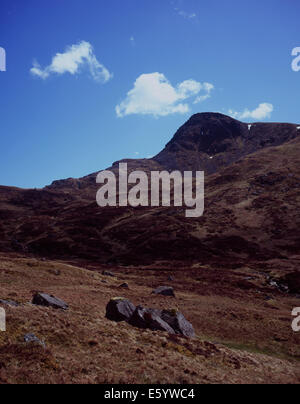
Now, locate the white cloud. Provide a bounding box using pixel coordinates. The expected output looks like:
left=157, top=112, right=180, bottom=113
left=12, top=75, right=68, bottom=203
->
left=194, top=83, right=214, bottom=104
left=116, top=73, right=213, bottom=118
left=228, top=103, right=274, bottom=121
left=30, top=41, right=112, bottom=83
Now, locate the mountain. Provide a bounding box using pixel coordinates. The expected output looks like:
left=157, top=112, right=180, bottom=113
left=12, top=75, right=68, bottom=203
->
left=154, top=112, right=300, bottom=174
left=0, top=113, right=299, bottom=267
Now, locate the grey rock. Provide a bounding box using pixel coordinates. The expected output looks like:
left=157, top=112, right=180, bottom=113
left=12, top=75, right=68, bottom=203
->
left=153, top=286, right=175, bottom=297
left=0, top=299, right=20, bottom=307
left=24, top=333, right=45, bottom=348
left=32, top=293, right=68, bottom=310
left=106, top=297, right=136, bottom=322
left=129, top=306, right=150, bottom=329
left=129, top=306, right=175, bottom=334
left=145, top=312, right=175, bottom=334
left=161, top=310, right=195, bottom=338
left=119, top=283, right=129, bottom=289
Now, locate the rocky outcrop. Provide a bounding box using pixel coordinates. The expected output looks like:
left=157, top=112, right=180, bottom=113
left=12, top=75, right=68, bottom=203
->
left=107, top=298, right=194, bottom=338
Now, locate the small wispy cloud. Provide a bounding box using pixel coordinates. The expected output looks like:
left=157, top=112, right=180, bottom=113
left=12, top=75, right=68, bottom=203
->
left=175, top=8, right=197, bottom=19
left=30, top=41, right=113, bottom=83
left=172, top=0, right=197, bottom=20
left=228, top=103, right=274, bottom=121
left=130, top=36, right=135, bottom=44
left=116, top=72, right=213, bottom=118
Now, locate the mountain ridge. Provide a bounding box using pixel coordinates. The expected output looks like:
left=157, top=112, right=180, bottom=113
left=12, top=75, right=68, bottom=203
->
left=46, top=112, right=300, bottom=193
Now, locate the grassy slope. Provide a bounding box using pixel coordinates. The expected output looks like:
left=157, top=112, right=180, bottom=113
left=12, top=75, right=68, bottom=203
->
left=0, top=254, right=299, bottom=384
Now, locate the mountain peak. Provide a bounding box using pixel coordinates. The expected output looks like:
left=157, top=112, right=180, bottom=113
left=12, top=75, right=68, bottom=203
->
left=153, top=113, right=299, bottom=174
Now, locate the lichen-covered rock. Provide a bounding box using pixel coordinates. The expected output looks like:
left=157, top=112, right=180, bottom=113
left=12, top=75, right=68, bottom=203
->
left=152, top=286, right=175, bottom=297
left=32, top=293, right=68, bottom=310
left=161, top=309, right=195, bottom=338
left=105, top=297, right=136, bottom=322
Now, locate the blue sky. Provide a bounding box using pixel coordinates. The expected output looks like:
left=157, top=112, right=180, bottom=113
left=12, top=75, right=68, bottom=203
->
left=0, top=0, right=299, bottom=188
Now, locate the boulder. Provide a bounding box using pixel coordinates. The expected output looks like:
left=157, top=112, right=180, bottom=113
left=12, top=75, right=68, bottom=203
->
left=145, top=311, right=175, bottom=334
left=153, top=286, right=175, bottom=297
left=105, top=297, right=135, bottom=322
left=161, top=309, right=195, bottom=338
left=119, top=283, right=129, bottom=289
left=129, top=306, right=149, bottom=329
left=32, top=293, right=68, bottom=310
left=129, top=306, right=175, bottom=334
